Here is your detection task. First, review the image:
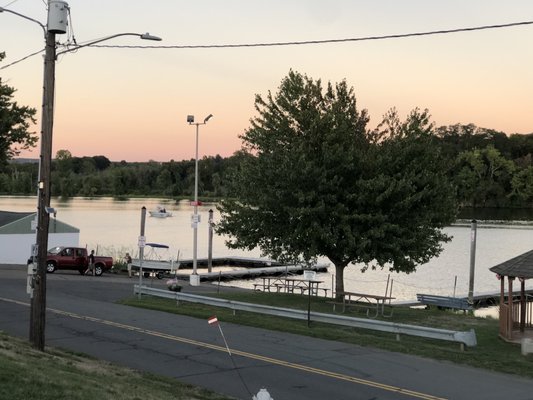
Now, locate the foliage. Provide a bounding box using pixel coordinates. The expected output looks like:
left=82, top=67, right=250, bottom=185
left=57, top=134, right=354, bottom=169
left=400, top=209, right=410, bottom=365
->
left=454, top=145, right=516, bottom=207
left=0, top=151, right=235, bottom=199
left=0, top=52, right=37, bottom=167
left=216, top=71, right=457, bottom=292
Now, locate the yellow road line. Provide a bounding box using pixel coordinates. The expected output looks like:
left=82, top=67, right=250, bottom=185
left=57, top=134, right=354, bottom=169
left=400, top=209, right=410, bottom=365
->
left=0, top=296, right=446, bottom=400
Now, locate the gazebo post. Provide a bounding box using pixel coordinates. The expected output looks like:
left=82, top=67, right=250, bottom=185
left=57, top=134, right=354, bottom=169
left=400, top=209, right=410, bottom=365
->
left=508, top=277, right=514, bottom=340
left=499, top=275, right=507, bottom=340
left=520, top=278, right=526, bottom=333
left=500, top=275, right=504, bottom=306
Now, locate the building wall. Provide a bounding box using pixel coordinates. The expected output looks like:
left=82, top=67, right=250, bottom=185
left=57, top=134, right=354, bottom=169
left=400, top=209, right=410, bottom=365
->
left=0, top=233, right=79, bottom=264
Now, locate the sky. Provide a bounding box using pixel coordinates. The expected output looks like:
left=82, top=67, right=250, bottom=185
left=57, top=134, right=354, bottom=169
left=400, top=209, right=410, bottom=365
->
left=1, top=0, right=533, bottom=162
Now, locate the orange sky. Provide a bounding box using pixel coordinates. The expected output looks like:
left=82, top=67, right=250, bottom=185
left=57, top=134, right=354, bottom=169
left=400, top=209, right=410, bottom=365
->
left=2, top=0, right=533, bottom=162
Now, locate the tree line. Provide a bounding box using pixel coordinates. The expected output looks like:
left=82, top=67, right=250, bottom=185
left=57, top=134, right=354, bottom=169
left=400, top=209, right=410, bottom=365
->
left=1, top=124, right=533, bottom=209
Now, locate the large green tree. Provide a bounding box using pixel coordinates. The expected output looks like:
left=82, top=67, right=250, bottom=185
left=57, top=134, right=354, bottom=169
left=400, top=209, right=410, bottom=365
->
left=216, top=71, right=458, bottom=293
left=454, top=146, right=515, bottom=207
left=0, top=52, right=37, bottom=167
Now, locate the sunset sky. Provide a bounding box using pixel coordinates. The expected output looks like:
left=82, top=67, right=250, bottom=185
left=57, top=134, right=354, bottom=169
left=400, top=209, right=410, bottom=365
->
left=2, top=0, right=532, bottom=162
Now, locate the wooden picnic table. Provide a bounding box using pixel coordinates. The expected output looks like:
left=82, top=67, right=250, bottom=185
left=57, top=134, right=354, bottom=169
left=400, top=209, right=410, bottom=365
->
left=253, top=277, right=287, bottom=292
left=284, top=277, right=327, bottom=296
left=253, top=277, right=328, bottom=296
left=334, top=290, right=395, bottom=318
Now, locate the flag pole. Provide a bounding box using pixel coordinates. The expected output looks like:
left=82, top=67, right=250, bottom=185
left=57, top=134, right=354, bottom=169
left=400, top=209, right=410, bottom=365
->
left=218, top=324, right=232, bottom=356
left=208, top=316, right=252, bottom=397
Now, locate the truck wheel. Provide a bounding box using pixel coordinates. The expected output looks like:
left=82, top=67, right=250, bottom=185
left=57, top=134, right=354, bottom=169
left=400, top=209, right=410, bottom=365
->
left=143, top=272, right=150, bottom=278
left=94, top=265, right=103, bottom=276
left=46, top=262, right=56, bottom=273
left=156, top=272, right=164, bottom=279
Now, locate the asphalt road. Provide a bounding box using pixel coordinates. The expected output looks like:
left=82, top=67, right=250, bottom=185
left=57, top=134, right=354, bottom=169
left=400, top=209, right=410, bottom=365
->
left=1, top=265, right=533, bottom=400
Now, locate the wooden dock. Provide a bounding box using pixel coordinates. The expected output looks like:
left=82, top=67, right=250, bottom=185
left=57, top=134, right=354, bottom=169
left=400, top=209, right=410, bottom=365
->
left=395, top=289, right=533, bottom=308
left=132, top=256, right=329, bottom=282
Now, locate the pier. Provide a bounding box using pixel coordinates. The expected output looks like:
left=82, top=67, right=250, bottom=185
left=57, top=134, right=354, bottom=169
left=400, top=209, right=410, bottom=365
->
left=132, top=256, right=329, bottom=281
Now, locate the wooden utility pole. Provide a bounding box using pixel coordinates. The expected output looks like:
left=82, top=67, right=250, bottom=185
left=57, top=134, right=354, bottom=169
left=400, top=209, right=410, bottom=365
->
left=467, top=219, right=477, bottom=307
left=29, top=26, right=56, bottom=351
left=138, top=206, right=147, bottom=299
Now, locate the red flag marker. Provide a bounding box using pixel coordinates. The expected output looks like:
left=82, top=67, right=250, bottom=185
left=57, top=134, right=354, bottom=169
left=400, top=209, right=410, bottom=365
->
left=206, top=315, right=252, bottom=396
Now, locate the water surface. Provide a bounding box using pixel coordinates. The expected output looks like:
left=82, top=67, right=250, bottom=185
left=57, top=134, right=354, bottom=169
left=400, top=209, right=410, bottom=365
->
left=2, top=196, right=532, bottom=301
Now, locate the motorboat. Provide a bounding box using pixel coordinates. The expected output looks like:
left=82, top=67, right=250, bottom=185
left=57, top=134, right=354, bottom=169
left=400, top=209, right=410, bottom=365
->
left=149, top=205, right=172, bottom=218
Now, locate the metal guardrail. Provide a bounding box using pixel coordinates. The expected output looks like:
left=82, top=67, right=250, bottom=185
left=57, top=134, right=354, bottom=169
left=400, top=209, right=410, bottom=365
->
left=134, top=285, right=477, bottom=348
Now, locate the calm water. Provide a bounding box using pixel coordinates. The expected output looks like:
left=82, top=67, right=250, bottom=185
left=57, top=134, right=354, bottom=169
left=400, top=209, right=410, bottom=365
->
left=2, top=196, right=533, bottom=301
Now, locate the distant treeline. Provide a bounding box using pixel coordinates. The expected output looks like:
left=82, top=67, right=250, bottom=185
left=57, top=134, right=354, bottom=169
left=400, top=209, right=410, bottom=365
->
left=3, top=124, right=533, bottom=209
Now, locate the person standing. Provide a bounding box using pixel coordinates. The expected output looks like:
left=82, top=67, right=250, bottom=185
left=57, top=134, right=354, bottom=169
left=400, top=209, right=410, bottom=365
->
left=87, top=250, right=95, bottom=276
left=125, top=253, right=133, bottom=277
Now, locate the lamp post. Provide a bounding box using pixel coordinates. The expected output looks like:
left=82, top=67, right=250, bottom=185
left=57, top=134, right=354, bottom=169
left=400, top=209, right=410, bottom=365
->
left=2, top=1, right=161, bottom=350
left=187, top=114, right=213, bottom=286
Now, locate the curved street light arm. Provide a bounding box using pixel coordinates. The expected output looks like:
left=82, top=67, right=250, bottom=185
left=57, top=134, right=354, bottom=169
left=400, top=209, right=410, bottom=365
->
left=56, top=32, right=162, bottom=57
left=0, top=7, right=46, bottom=36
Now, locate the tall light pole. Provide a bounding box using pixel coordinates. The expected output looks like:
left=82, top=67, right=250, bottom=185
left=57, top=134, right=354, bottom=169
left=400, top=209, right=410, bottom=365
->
left=2, top=1, right=161, bottom=350
left=187, top=114, right=213, bottom=286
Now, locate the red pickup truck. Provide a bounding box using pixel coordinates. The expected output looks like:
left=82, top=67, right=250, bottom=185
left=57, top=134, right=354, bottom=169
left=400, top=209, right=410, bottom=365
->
left=44, top=246, right=114, bottom=276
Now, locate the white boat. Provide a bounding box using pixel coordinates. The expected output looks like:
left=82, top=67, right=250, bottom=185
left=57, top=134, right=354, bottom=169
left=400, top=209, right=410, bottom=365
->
left=149, top=206, right=172, bottom=218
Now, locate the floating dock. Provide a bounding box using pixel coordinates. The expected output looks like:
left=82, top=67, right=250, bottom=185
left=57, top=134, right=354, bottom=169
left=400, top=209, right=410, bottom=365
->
left=395, top=289, right=533, bottom=308
left=132, top=256, right=329, bottom=281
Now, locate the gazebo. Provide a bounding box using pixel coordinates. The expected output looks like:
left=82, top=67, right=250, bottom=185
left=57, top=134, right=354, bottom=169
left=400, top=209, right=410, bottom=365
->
left=490, top=249, right=533, bottom=342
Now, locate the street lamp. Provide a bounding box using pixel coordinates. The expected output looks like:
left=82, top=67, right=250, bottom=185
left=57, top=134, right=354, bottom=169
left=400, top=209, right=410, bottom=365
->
left=1, top=1, right=161, bottom=350
left=56, top=32, right=161, bottom=57
left=187, top=114, right=213, bottom=286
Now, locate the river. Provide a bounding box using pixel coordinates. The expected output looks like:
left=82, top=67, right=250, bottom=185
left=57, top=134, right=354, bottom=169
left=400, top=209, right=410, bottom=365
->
left=2, top=196, right=533, bottom=302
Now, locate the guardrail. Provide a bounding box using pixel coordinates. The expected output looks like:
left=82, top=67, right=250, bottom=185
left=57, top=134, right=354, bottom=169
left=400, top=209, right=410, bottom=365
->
left=134, top=285, right=477, bottom=349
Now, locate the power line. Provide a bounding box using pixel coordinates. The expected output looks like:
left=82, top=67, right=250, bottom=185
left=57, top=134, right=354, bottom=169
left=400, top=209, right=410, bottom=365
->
left=0, top=48, right=45, bottom=70
left=1, top=0, right=21, bottom=7
left=89, top=20, right=533, bottom=50
left=2, top=20, right=532, bottom=70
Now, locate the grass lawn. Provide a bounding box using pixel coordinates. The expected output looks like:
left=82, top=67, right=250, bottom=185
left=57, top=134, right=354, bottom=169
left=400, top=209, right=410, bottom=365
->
left=0, top=332, right=235, bottom=400
left=120, top=290, right=533, bottom=378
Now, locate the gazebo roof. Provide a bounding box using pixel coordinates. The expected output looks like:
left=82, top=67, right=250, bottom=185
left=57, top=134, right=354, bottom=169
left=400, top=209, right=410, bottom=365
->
left=489, top=249, right=533, bottom=279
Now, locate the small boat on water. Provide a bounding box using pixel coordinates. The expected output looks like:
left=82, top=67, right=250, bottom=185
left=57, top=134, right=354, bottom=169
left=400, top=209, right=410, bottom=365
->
left=149, top=205, right=172, bottom=218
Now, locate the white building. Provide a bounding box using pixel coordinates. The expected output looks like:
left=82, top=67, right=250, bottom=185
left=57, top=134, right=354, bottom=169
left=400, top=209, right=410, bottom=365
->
left=0, top=211, right=79, bottom=265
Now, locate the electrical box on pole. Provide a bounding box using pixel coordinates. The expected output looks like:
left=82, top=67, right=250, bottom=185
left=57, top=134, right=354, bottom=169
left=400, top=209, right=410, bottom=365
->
left=47, top=0, right=68, bottom=34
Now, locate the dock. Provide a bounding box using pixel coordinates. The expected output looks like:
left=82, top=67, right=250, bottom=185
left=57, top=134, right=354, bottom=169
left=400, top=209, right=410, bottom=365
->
left=132, top=256, right=329, bottom=282
left=395, top=289, right=533, bottom=308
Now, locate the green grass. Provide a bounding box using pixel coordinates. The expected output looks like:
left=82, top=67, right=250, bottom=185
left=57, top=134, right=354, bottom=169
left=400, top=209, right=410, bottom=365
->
left=0, top=332, right=235, bottom=400
left=120, top=291, right=533, bottom=378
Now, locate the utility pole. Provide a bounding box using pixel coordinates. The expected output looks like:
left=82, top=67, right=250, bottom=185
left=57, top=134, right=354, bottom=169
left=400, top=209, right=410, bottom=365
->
left=138, top=206, right=147, bottom=299
left=468, top=219, right=477, bottom=307
left=3, top=1, right=160, bottom=350
left=29, top=0, right=68, bottom=351
left=208, top=209, right=213, bottom=273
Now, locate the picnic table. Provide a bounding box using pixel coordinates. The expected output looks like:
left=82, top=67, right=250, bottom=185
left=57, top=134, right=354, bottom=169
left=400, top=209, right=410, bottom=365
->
left=284, top=277, right=327, bottom=296
left=253, top=277, right=287, bottom=292
left=332, top=291, right=395, bottom=318
left=253, top=277, right=328, bottom=296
